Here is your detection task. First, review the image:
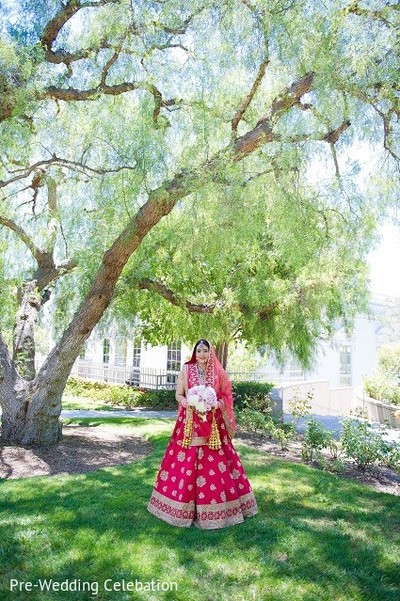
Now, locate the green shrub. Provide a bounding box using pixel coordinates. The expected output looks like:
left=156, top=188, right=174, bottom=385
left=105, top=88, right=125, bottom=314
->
left=326, top=438, right=342, bottom=460
left=64, top=377, right=177, bottom=409
left=288, top=389, right=313, bottom=423
left=232, top=381, right=274, bottom=412
left=236, top=406, right=296, bottom=450
left=340, top=414, right=390, bottom=470
left=317, top=456, right=346, bottom=474
left=65, top=377, right=275, bottom=411
left=236, top=408, right=273, bottom=434
left=65, top=376, right=134, bottom=405
left=139, top=389, right=177, bottom=409
left=383, top=445, right=400, bottom=472
left=364, top=373, right=400, bottom=406
left=376, top=344, right=400, bottom=376
left=269, top=421, right=296, bottom=450
left=363, top=344, right=400, bottom=406
left=301, top=418, right=333, bottom=462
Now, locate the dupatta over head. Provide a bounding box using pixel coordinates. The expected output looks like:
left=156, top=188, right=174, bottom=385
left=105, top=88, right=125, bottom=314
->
left=185, top=340, right=237, bottom=437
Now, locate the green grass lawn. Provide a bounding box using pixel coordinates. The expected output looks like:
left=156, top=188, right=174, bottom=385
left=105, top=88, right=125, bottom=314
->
left=61, top=394, right=118, bottom=411
left=1, top=418, right=399, bottom=601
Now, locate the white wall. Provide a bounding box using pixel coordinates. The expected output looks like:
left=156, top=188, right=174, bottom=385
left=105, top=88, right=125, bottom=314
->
left=79, top=329, right=192, bottom=374
left=307, top=329, right=357, bottom=388
left=259, top=302, right=398, bottom=388
left=351, top=314, right=381, bottom=385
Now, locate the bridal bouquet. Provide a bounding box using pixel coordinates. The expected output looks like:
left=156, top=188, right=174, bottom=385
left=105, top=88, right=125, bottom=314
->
left=187, top=385, right=218, bottom=420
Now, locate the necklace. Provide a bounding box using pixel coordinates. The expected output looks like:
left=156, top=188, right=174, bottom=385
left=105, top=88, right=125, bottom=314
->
left=197, top=364, right=206, bottom=385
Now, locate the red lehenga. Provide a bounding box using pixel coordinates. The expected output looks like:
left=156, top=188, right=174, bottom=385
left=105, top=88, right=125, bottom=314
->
left=147, top=347, right=258, bottom=529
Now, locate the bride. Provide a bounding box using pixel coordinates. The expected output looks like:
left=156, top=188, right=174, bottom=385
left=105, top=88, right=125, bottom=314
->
left=147, top=339, right=258, bottom=529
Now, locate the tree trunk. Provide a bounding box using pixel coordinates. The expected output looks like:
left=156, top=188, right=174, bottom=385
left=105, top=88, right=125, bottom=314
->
left=1, top=334, right=63, bottom=445
left=13, top=282, right=42, bottom=381
left=215, top=341, right=229, bottom=369
left=1, top=388, right=63, bottom=446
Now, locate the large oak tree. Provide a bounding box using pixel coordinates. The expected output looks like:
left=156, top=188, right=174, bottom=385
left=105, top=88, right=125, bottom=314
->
left=0, top=0, right=399, bottom=444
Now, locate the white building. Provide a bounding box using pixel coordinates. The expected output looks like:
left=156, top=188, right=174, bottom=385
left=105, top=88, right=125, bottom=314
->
left=263, top=297, right=397, bottom=387
left=66, top=296, right=398, bottom=389
left=73, top=326, right=192, bottom=388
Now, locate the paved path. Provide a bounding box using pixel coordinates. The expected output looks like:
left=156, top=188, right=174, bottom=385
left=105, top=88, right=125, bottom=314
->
left=61, top=409, right=178, bottom=419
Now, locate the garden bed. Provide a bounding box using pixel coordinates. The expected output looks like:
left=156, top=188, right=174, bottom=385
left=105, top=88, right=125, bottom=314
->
left=236, top=430, right=400, bottom=496
left=0, top=424, right=152, bottom=480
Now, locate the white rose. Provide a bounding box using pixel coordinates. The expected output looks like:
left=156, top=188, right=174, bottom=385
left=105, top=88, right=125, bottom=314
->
left=187, top=394, right=199, bottom=406
left=194, top=399, right=203, bottom=411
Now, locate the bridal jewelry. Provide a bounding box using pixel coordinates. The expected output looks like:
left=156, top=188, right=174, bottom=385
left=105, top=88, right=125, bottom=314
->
left=208, top=409, right=222, bottom=450
left=197, top=364, right=206, bottom=384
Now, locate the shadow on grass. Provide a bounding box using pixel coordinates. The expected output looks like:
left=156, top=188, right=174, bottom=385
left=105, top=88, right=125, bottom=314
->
left=0, top=421, right=399, bottom=601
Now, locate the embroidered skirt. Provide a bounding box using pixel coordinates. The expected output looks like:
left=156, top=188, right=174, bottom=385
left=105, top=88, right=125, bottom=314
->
left=147, top=409, right=258, bottom=529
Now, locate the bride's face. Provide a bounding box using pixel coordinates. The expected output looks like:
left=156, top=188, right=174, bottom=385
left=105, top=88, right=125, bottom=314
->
left=196, top=344, right=209, bottom=365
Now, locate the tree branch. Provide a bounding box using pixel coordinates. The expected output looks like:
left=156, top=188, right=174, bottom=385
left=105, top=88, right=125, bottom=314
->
left=231, top=58, right=270, bottom=137
left=40, top=81, right=139, bottom=101
left=0, top=332, right=21, bottom=391
left=100, top=51, right=121, bottom=86
left=135, top=278, right=217, bottom=313
left=0, top=215, right=77, bottom=291
left=344, top=2, right=399, bottom=27
left=0, top=156, right=136, bottom=189
left=0, top=216, right=44, bottom=261
left=156, top=6, right=207, bottom=35
left=35, top=258, right=78, bottom=291
left=34, top=71, right=344, bottom=389
left=234, top=72, right=315, bottom=158
left=39, top=81, right=179, bottom=126
left=322, top=120, right=351, bottom=145
left=41, top=0, right=121, bottom=52
left=42, top=176, right=60, bottom=256
left=329, top=143, right=341, bottom=179
left=373, top=106, right=400, bottom=163
left=131, top=277, right=279, bottom=322
left=44, top=40, right=114, bottom=67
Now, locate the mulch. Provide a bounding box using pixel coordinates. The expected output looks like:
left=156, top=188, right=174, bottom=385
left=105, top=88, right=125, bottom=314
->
left=0, top=424, right=152, bottom=480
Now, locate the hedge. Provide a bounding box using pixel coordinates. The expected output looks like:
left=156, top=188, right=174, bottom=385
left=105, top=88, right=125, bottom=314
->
left=64, top=377, right=177, bottom=409
left=64, top=377, right=275, bottom=410
left=363, top=344, right=400, bottom=406
left=363, top=374, right=400, bottom=406
left=231, top=381, right=274, bottom=412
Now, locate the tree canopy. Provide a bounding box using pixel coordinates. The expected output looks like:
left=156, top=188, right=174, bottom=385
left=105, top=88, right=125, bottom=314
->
left=1, top=0, right=399, bottom=371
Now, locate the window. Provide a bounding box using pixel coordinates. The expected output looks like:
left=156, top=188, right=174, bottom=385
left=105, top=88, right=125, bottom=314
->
left=126, top=338, right=141, bottom=386
left=103, top=338, right=110, bottom=365
left=132, top=338, right=141, bottom=368
left=115, top=338, right=127, bottom=366
left=339, top=345, right=351, bottom=386
left=167, top=340, right=181, bottom=372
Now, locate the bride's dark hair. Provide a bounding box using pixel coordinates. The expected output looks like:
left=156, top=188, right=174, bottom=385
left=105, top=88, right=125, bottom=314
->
left=194, top=339, right=210, bottom=352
